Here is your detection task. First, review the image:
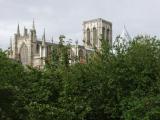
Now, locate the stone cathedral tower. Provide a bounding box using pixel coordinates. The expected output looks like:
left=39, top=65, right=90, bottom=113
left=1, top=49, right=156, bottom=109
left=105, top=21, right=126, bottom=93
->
left=9, top=21, right=53, bottom=68
left=83, top=18, right=112, bottom=50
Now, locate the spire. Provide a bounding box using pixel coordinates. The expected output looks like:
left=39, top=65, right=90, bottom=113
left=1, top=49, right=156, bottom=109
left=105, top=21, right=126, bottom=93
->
left=24, top=26, right=28, bottom=36
left=10, top=37, right=12, bottom=50
left=43, top=29, right=46, bottom=41
left=32, top=19, right=35, bottom=30
left=17, top=24, right=20, bottom=36
left=42, top=29, right=46, bottom=46
left=120, top=25, right=132, bottom=41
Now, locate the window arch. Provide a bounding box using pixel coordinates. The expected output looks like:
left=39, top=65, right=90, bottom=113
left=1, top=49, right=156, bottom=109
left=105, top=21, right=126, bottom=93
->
left=106, top=29, right=110, bottom=40
left=87, top=28, right=90, bottom=45
left=36, top=44, right=40, bottom=54
left=102, top=27, right=105, bottom=39
left=93, top=27, right=97, bottom=45
left=20, top=43, right=28, bottom=65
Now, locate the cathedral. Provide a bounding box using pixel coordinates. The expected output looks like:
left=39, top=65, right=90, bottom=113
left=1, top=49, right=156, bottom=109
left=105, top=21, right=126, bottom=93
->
left=8, top=18, right=112, bottom=68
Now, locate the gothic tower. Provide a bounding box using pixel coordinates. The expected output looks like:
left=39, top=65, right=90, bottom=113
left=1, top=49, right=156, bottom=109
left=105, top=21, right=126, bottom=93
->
left=83, top=18, right=112, bottom=50
left=9, top=21, right=54, bottom=68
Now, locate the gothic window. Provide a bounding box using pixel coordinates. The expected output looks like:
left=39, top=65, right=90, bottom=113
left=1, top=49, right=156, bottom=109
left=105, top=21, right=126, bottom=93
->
left=31, top=31, right=34, bottom=41
left=36, top=44, right=39, bottom=54
left=20, top=43, right=28, bottom=65
left=87, top=28, right=90, bottom=45
left=93, top=27, right=97, bottom=45
left=106, top=29, right=110, bottom=40
left=102, top=27, right=105, bottom=39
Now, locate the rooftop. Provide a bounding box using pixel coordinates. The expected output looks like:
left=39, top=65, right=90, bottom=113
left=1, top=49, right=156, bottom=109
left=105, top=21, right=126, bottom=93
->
left=83, top=18, right=112, bottom=25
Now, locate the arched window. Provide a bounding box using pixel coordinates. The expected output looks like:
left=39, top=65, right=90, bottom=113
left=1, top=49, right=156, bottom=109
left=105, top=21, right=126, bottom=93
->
left=36, top=44, right=39, bottom=54
left=102, top=27, right=105, bottom=39
left=106, top=29, right=110, bottom=40
left=93, top=27, right=97, bottom=45
left=87, top=28, right=90, bottom=45
left=20, top=43, right=28, bottom=65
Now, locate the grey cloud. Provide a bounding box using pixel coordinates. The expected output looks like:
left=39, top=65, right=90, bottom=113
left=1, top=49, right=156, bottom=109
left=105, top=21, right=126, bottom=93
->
left=0, top=0, right=160, bottom=49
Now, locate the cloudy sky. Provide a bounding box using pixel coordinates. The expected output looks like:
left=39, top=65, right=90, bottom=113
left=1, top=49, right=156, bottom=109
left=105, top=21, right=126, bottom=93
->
left=0, top=0, right=160, bottom=49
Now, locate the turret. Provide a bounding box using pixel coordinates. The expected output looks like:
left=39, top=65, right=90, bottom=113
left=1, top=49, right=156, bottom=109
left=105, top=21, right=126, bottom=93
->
left=75, top=40, right=78, bottom=57
left=42, top=29, right=46, bottom=46
left=30, top=20, right=37, bottom=42
left=13, top=33, right=18, bottom=59
left=41, top=29, right=47, bottom=64
left=32, top=19, right=36, bottom=30
left=24, top=26, right=28, bottom=37
left=9, top=37, right=13, bottom=58
left=17, top=24, right=20, bottom=37
left=10, top=37, right=12, bottom=50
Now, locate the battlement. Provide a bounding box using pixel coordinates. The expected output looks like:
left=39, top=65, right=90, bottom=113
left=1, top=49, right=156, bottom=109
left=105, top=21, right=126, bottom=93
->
left=83, top=18, right=112, bottom=26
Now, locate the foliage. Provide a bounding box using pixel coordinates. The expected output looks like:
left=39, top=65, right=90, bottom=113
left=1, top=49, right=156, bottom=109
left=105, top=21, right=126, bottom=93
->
left=1, top=35, right=160, bottom=120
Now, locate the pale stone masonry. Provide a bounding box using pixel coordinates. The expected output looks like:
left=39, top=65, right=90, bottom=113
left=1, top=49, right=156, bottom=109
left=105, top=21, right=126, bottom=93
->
left=8, top=18, right=112, bottom=68
left=9, top=21, right=53, bottom=69
left=83, top=18, right=112, bottom=50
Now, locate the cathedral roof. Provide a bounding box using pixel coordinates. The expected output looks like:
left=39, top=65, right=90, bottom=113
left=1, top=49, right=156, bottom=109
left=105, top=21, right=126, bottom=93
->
left=36, top=40, right=57, bottom=46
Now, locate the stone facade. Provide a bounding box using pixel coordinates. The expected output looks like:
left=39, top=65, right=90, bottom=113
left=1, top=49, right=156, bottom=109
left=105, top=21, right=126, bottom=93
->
left=9, top=21, right=52, bottom=69
left=8, top=18, right=112, bottom=68
left=69, top=44, right=86, bottom=64
left=83, top=18, right=112, bottom=50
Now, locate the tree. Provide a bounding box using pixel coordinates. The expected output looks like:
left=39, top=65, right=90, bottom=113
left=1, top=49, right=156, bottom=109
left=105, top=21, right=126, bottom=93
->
left=56, top=35, right=160, bottom=120
left=0, top=49, right=28, bottom=120
left=1, top=35, right=160, bottom=120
